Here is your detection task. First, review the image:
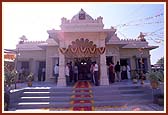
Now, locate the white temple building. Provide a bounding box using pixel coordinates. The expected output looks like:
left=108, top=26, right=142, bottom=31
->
left=15, top=9, right=158, bottom=86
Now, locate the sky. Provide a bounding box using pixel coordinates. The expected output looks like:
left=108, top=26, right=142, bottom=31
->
left=2, top=2, right=165, bottom=64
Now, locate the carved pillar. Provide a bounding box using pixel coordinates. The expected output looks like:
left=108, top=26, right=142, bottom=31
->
left=57, top=50, right=66, bottom=87
left=45, top=57, right=52, bottom=82
left=147, top=55, right=151, bottom=72
left=29, top=58, right=36, bottom=77
left=100, top=52, right=109, bottom=86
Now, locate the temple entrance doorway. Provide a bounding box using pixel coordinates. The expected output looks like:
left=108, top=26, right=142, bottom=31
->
left=62, top=38, right=105, bottom=84
left=74, top=57, right=92, bottom=81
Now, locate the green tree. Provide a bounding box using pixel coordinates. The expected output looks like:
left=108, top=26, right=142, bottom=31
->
left=156, top=57, right=164, bottom=70
left=156, top=57, right=164, bottom=65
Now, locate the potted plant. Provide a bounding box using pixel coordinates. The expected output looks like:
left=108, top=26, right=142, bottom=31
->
left=146, top=71, right=164, bottom=89
left=140, top=71, right=146, bottom=84
left=132, top=70, right=139, bottom=84
left=27, top=72, right=34, bottom=87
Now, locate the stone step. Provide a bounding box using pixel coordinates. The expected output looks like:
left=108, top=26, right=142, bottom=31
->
left=93, top=91, right=121, bottom=95
left=22, top=91, right=93, bottom=96
left=20, top=96, right=94, bottom=102
left=16, top=102, right=72, bottom=109
left=71, top=103, right=93, bottom=107
left=21, top=92, right=52, bottom=97
left=50, top=88, right=73, bottom=92
left=23, top=88, right=73, bottom=93
left=120, top=90, right=145, bottom=94
left=92, top=88, right=146, bottom=93
left=118, top=86, right=143, bottom=90
left=94, top=99, right=153, bottom=107
left=72, top=88, right=92, bottom=90
left=23, top=87, right=73, bottom=92
left=94, top=95, right=152, bottom=101
left=72, top=96, right=93, bottom=100
left=93, top=90, right=146, bottom=96
left=20, top=96, right=71, bottom=102
left=23, top=88, right=50, bottom=92
left=92, top=87, right=145, bottom=91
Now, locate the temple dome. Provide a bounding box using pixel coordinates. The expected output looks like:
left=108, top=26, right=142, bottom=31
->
left=71, top=9, right=94, bottom=22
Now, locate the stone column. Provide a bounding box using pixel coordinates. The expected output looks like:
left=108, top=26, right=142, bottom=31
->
left=57, top=50, right=66, bottom=87
left=100, top=52, right=109, bottom=86
left=45, top=57, right=52, bottom=82
left=113, top=55, right=117, bottom=64
left=147, top=55, right=151, bottom=72
left=29, top=59, right=36, bottom=77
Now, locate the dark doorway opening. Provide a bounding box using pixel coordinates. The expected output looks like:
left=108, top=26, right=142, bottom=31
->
left=38, top=61, right=46, bottom=81
left=120, top=59, right=127, bottom=66
left=74, top=58, right=92, bottom=80
left=106, top=56, right=113, bottom=66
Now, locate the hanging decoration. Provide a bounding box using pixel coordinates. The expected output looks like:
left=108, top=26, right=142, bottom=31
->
left=116, top=12, right=164, bottom=28
left=61, top=38, right=106, bottom=57
left=80, top=47, right=87, bottom=53
left=59, top=48, right=68, bottom=54
left=98, top=47, right=105, bottom=54
left=4, top=53, right=16, bottom=60
left=70, top=47, right=78, bottom=54
left=89, top=45, right=96, bottom=54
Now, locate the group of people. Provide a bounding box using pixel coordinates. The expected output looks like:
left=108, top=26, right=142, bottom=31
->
left=53, top=61, right=131, bottom=86
left=108, top=61, right=131, bottom=84
left=53, top=61, right=100, bottom=86
left=54, top=62, right=79, bottom=85
left=64, top=62, right=79, bottom=86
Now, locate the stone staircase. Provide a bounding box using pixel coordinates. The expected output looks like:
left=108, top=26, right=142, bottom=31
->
left=9, top=81, right=153, bottom=111
left=92, top=84, right=153, bottom=107
left=10, top=87, right=73, bottom=110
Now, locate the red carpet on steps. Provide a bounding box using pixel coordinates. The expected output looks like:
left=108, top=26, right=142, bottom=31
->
left=71, top=81, right=94, bottom=111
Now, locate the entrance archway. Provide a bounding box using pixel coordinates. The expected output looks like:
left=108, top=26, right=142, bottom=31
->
left=59, top=38, right=105, bottom=58
left=58, top=38, right=108, bottom=86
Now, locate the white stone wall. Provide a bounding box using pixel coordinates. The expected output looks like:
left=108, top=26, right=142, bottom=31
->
left=46, top=46, right=59, bottom=82
left=62, top=32, right=106, bottom=48
left=18, top=50, right=46, bottom=61
left=106, top=45, right=120, bottom=64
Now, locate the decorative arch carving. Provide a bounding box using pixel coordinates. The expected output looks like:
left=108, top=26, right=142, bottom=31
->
left=59, top=38, right=105, bottom=58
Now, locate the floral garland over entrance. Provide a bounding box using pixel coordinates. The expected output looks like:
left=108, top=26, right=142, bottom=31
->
left=59, top=38, right=105, bottom=57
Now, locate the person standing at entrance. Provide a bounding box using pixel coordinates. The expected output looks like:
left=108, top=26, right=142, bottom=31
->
left=42, top=67, right=46, bottom=81
left=73, top=63, right=78, bottom=83
left=38, top=68, right=42, bottom=81
left=54, top=64, right=59, bottom=84
left=93, top=61, right=99, bottom=86
left=115, top=61, right=121, bottom=82
left=109, top=62, right=115, bottom=83
left=65, top=63, right=70, bottom=86
left=90, top=63, right=95, bottom=84
left=69, top=61, right=73, bottom=83
left=126, top=63, right=131, bottom=80
left=121, top=65, right=127, bottom=80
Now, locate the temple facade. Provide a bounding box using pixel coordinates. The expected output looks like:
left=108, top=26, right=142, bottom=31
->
left=15, top=9, right=158, bottom=86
